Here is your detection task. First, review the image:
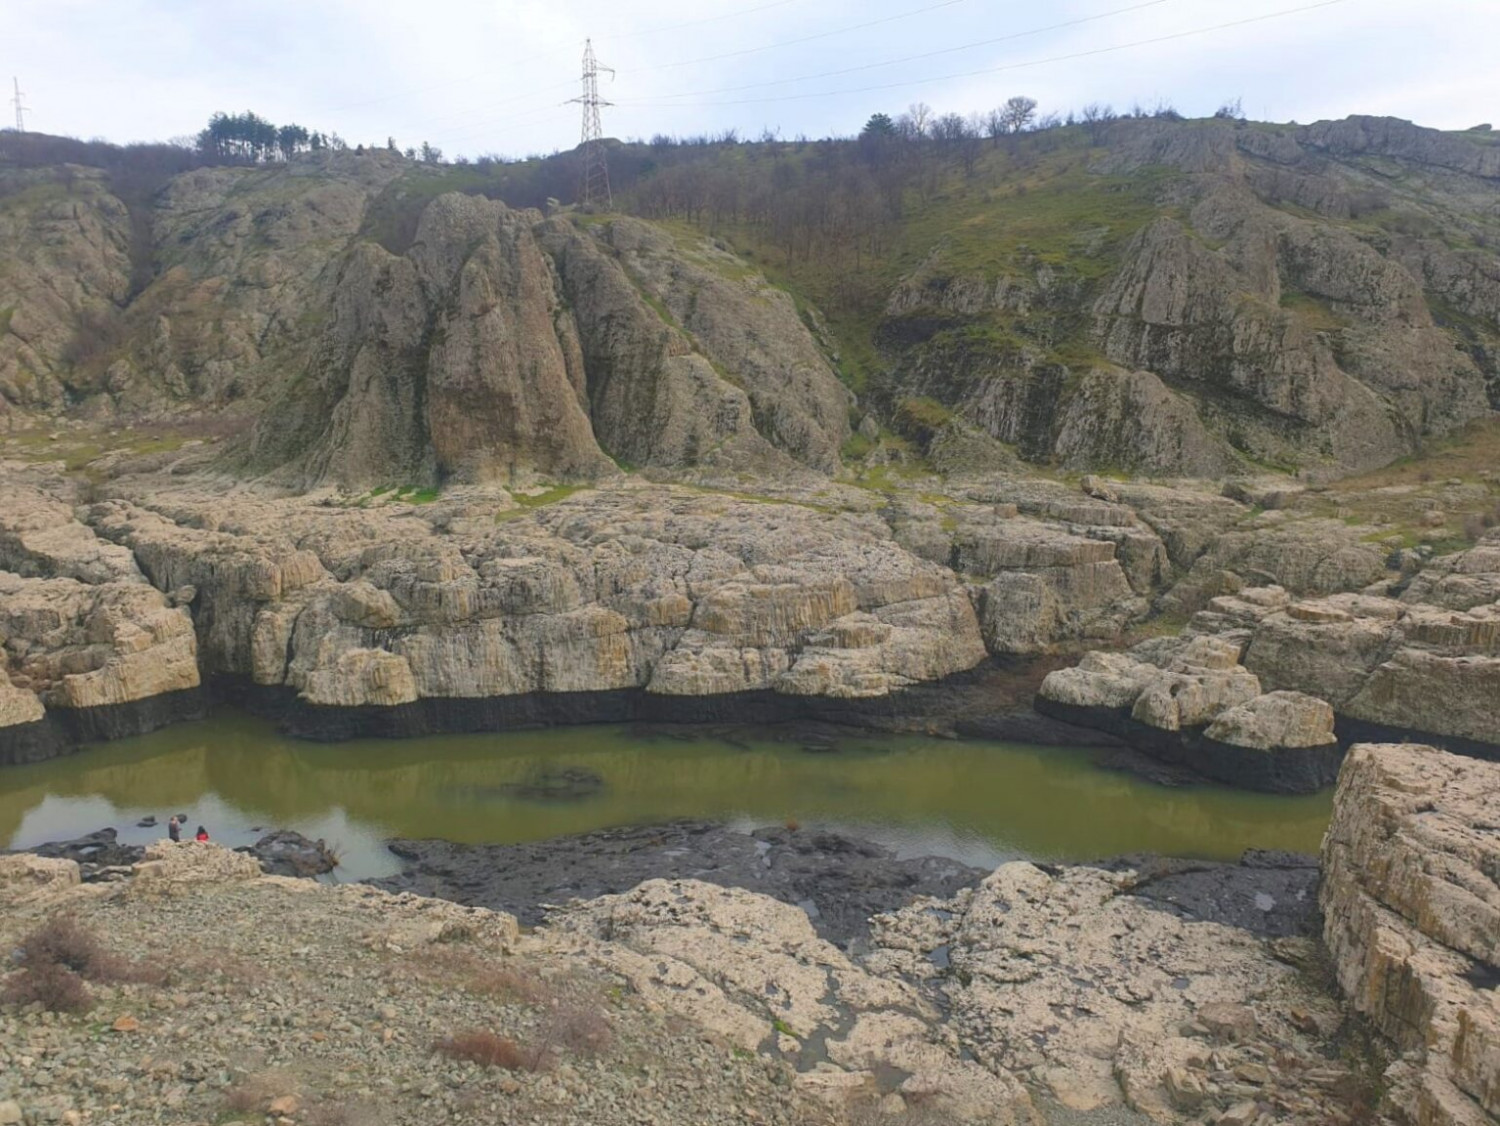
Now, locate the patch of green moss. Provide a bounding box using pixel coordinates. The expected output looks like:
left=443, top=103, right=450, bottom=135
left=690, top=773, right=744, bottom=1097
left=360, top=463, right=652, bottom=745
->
left=840, top=432, right=876, bottom=461
left=514, top=484, right=586, bottom=508
left=1279, top=289, right=1350, bottom=332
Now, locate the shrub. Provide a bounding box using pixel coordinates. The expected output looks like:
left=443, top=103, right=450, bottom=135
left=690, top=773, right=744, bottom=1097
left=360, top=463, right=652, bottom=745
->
left=547, top=1001, right=614, bottom=1057
left=20, top=915, right=103, bottom=975
left=0, top=961, right=93, bottom=1013
left=6, top=915, right=169, bottom=997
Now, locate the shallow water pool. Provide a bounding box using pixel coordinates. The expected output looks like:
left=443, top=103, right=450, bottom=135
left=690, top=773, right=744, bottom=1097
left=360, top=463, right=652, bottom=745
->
left=0, top=711, right=1332, bottom=880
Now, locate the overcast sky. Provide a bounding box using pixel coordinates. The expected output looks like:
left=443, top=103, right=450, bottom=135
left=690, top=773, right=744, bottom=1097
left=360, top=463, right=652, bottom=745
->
left=6, top=0, right=1497, bottom=158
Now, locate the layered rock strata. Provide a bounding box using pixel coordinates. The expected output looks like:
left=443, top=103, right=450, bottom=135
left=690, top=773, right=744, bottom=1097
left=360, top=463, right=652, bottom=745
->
left=1038, top=526, right=1500, bottom=787
left=1036, top=633, right=1342, bottom=792
left=1321, top=743, right=1500, bottom=1126
left=2, top=457, right=1190, bottom=759
left=0, top=481, right=203, bottom=762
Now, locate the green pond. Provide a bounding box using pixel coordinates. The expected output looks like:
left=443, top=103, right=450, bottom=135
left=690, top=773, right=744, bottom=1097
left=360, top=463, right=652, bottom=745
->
left=0, top=711, right=1333, bottom=881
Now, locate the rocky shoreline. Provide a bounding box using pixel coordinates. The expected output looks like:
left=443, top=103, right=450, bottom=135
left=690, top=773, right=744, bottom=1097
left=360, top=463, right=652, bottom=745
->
left=5, top=740, right=1492, bottom=1125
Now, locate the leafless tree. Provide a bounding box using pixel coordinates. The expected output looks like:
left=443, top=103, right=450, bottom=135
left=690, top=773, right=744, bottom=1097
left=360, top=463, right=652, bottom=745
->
left=1000, top=96, right=1038, bottom=135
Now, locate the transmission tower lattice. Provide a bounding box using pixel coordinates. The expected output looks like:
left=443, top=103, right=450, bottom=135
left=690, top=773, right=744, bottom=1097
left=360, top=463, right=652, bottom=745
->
left=12, top=78, right=28, bottom=133
left=568, top=40, right=614, bottom=209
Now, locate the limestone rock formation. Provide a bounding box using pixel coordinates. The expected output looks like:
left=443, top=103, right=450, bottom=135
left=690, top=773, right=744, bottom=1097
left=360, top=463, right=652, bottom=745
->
left=1321, top=743, right=1500, bottom=1126
left=1238, top=537, right=1500, bottom=750
left=1037, top=633, right=1345, bottom=791
left=550, top=878, right=1040, bottom=1124
left=865, top=861, right=1345, bottom=1121
left=873, top=115, right=1497, bottom=477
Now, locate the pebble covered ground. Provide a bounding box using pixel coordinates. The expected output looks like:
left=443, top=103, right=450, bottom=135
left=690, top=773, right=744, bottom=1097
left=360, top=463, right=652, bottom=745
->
left=0, top=868, right=829, bottom=1126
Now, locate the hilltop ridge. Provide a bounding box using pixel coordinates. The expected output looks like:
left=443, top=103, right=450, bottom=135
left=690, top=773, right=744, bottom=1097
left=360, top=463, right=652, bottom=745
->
left=1, top=113, right=1497, bottom=485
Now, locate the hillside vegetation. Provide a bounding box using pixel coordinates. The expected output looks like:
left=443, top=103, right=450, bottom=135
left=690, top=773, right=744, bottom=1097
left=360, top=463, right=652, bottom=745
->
left=1, top=114, right=1497, bottom=487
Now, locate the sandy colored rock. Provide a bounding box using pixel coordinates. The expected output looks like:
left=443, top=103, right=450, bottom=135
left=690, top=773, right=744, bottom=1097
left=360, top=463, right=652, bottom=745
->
left=1322, top=743, right=1500, bottom=1125
left=1204, top=690, right=1337, bottom=750
left=0, top=853, right=81, bottom=908
left=130, top=840, right=265, bottom=892
left=550, top=878, right=1039, bottom=1125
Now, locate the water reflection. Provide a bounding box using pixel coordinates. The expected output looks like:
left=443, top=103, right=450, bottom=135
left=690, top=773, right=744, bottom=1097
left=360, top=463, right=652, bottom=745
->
left=0, top=711, right=1332, bottom=880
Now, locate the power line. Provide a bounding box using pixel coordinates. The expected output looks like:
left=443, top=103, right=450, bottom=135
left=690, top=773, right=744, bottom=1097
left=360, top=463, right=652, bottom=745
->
left=628, top=0, right=972, bottom=74
left=617, top=0, right=1352, bottom=109
left=636, top=0, right=1177, bottom=100
left=409, top=0, right=983, bottom=149
left=316, top=0, right=800, bottom=117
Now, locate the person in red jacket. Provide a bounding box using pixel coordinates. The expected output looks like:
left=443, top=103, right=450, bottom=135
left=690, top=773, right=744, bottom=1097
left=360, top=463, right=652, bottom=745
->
left=195, top=825, right=209, bottom=842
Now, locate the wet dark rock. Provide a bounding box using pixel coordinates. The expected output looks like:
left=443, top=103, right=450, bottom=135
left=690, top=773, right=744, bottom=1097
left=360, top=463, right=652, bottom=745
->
left=22, top=829, right=146, bottom=880
left=371, top=821, right=990, bottom=949
left=1095, top=850, right=1321, bottom=938
left=241, top=830, right=339, bottom=877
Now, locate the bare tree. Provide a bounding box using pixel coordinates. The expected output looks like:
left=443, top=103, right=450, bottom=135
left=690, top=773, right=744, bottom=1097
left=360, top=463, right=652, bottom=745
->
left=1080, top=103, right=1114, bottom=145
left=901, top=101, right=933, bottom=139
left=1000, top=96, right=1038, bottom=135
left=983, top=107, right=1007, bottom=147
left=929, top=112, right=969, bottom=142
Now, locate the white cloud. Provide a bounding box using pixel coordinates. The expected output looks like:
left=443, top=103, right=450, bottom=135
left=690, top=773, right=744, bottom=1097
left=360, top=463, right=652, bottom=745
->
left=4, top=0, right=1497, bottom=155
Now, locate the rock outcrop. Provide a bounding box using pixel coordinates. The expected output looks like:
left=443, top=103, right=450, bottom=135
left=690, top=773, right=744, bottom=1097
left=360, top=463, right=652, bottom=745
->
left=1036, top=634, right=1342, bottom=792
left=1321, top=743, right=1500, bottom=1126
left=1040, top=521, right=1500, bottom=786
left=873, top=115, right=1497, bottom=477
left=0, top=478, right=203, bottom=761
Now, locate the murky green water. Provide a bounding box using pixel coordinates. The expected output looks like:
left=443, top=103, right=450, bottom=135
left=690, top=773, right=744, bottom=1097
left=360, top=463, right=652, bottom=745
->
left=0, top=711, right=1332, bottom=880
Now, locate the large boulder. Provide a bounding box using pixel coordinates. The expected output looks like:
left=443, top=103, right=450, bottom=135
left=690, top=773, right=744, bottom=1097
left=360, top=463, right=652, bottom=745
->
left=1321, top=743, right=1500, bottom=1125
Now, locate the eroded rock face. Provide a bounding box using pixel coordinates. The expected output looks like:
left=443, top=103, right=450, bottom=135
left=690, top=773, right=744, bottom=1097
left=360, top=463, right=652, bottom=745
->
left=76, top=481, right=987, bottom=718
left=0, top=853, right=80, bottom=909
left=549, top=878, right=1041, bottom=1125
left=1321, top=743, right=1500, bottom=1125
left=1239, top=538, right=1500, bottom=749
left=1036, top=629, right=1344, bottom=792
left=873, top=116, right=1497, bottom=477
left=867, top=862, right=1339, bottom=1120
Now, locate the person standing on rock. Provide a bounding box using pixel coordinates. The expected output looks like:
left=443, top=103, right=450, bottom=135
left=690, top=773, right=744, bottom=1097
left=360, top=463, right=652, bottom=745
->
left=195, top=825, right=209, bottom=842
left=168, top=816, right=181, bottom=843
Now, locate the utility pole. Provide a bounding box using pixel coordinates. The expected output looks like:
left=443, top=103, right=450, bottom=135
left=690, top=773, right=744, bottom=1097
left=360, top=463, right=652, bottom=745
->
left=567, top=40, right=614, bottom=209
left=12, top=78, right=28, bottom=133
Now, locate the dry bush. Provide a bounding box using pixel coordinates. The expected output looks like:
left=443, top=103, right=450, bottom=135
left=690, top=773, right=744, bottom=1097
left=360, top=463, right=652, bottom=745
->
left=19, top=916, right=104, bottom=975
left=434, top=1029, right=545, bottom=1071
left=0, top=961, right=94, bottom=1013
left=545, top=1000, right=614, bottom=1058
left=1, top=915, right=169, bottom=1010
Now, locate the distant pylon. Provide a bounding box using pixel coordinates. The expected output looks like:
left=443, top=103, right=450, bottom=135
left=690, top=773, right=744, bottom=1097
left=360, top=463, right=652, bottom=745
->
left=567, top=40, right=614, bottom=209
left=12, top=78, right=28, bottom=133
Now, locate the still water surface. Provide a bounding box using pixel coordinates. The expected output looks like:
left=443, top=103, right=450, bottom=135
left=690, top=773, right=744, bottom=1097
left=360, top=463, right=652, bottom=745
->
left=1, top=711, right=1332, bottom=880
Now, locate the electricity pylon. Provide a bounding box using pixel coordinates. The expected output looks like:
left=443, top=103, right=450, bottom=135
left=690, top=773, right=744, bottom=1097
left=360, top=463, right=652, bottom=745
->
left=567, top=40, right=614, bottom=209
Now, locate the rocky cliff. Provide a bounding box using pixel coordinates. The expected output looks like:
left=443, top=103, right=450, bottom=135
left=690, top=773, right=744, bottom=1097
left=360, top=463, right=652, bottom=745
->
left=1321, top=742, right=1500, bottom=1126
left=4, top=115, right=1497, bottom=485
left=0, top=152, right=850, bottom=487
left=876, top=116, right=1499, bottom=476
